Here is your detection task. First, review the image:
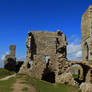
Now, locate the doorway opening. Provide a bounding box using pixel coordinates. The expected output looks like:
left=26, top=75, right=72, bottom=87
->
left=27, top=61, right=32, bottom=68
left=45, top=56, right=50, bottom=64
left=42, top=56, right=55, bottom=83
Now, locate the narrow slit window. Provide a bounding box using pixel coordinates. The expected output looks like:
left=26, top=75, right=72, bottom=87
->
left=45, top=56, right=50, bottom=64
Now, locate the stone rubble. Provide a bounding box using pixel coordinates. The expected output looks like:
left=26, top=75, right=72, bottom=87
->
left=80, top=82, right=92, bottom=92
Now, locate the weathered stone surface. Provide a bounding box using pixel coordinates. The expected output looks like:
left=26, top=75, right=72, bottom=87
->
left=80, top=82, right=92, bottom=92
left=4, top=45, right=16, bottom=71
left=56, top=72, right=78, bottom=86
left=69, top=66, right=80, bottom=75
left=80, top=5, right=92, bottom=83
left=10, top=45, right=16, bottom=57
left=81, top=5, right=92, bottom=61
left=19, top=30, right=68, bottom=83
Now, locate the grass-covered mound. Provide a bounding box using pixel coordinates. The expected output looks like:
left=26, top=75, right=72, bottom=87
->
left=0, top=68, right=15, bottom=79
left=0, top=74, right=81, bottom=92
left=0, top=78, right=16, bottom=92
left=16, top=74, right=81, bottom=92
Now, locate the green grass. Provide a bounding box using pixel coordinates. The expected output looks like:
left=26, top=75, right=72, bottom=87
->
left=72, top=74, right=78, bottom=79
left=0, top=68, right=15, bottom=79
left=0, top=78, right=16, bottom=92
left=22, top=87, right=28, bottom=91
left=17, top=74, right=81, bottom=92
left=0, top=73, right=81, bottom=92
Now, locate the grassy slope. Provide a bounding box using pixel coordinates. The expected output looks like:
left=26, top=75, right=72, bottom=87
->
left=0, top=68, right=15, bottom=79
left=0, top=68, right=16, bottom=92
left=16, top=74, right=81, bottom=92
left=0, top=78, right=16, bottom=92
left=0, top=73, right=81, bottom=92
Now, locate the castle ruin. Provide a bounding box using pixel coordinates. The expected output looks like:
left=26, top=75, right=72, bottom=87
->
left=4, top=45, right=16, bottom=71
left=3, top=5, right=92, bottom=85
left=19, top=6, right=92, bottom=84
left=19, top=30, right=68, bottom=83
left=81, top=5, right=92, bottom=61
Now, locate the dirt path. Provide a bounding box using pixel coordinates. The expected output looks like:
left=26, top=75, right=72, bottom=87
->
left=0, top=74, right=16, bottom=81
left=12, top=78, right=35, bottom=92
left=0, top=74, right=35, bottom=92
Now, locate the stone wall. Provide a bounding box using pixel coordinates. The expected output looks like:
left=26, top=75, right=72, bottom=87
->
left=10, top=45, right=16, bottom=57
left=4, top=45, right=16, bottom=71
left=19, top=30, right=68, bottom=82
left=81, top=5, right=92, bottom=61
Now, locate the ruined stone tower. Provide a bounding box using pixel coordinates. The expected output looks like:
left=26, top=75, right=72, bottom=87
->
left=26, top=30, right=67, bottom=61
left=19, top=30, right=68, bottom=82
left=4, top=45, right=16, bottom=71
left=10, top=45, right=16, bottom=57
left=81, top=5, right=92, bottom=61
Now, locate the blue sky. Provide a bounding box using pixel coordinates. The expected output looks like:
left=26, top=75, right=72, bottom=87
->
left=0, top=0, right=92, bottom=67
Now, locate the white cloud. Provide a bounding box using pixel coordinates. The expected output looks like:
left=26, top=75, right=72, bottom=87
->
left=67, top=43, right=81, bottom=54
left=0, top=51, right=9, bottom=68
left=67, top=35, right=82, bottom=61
left=0, top=58, right=4, bottom=68
left=1, top=52, right=9, bottom=60
left=16, top=56, right=25, bottom=61
left=75, top=51, right=82, bottom=58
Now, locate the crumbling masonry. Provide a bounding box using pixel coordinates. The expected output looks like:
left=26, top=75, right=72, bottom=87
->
left=18, top=5, right=92, bottom=84
left=4, top=45, right=16, bottom=71
left=19, top=30, right=69, bottom=83
left=81, top=5, right=92, bottom=61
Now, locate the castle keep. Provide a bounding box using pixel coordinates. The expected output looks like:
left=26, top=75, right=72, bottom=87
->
left=26, top=30, right=67, bottom=60
left=81, top=6, right=92, bottom=61
left=19, top=30, right=68, bottom=83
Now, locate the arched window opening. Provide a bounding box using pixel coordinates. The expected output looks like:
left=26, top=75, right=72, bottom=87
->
left=84, top=42, right=89, bottom=60
left=41, top=56, right=55, bottom=83
left=45, top=56, right=50, bottom=64
left=27, top=61, right=32, bottom=68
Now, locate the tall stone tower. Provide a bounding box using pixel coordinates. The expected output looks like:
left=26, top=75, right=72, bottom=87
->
left=81, top=5, right=92, bottom=61
left=19, top=30, right=68, bottom=81
left=10, top=45, right=16, bottom=57
left=4, top=45, right=16, bottom=71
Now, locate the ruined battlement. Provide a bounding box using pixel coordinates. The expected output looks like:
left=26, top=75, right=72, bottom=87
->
left=10, top=45, right=16, bottom=57
left=4, top=45, right=16, bottom=71
left=19, top=30, right=68, bottom=83
left=26, top=30, right=67, bottom=59
left=81, top=5, right=92, bottom=41
left=81, top=5, right=92, bottom=61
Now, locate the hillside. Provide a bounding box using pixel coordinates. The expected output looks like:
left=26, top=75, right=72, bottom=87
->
left=0, top=71, right=81, bottom=92
left=0, top=68, right=15, bottom=79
